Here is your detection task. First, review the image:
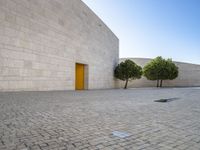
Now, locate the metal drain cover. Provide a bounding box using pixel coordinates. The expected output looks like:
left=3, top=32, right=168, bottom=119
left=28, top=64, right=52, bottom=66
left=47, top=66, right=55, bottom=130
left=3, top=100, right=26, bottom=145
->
left=112, top=131, right=130, bottom=138
left=154, top=98, right=179, bottom=103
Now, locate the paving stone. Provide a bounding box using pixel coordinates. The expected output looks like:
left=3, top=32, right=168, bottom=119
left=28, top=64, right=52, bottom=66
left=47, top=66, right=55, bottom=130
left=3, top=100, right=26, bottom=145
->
left=0, top=88, right=200, bottom=150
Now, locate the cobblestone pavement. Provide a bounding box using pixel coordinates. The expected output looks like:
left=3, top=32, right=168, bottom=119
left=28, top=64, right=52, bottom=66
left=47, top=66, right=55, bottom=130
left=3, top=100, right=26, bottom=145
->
left=1, top=88, right=200, bottom=150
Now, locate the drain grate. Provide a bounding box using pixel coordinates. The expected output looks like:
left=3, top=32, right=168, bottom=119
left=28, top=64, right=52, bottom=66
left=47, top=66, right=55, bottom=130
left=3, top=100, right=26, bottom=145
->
left=154, top=98, right=179, bottom=103
left=112, top=131, right=130, bottom=138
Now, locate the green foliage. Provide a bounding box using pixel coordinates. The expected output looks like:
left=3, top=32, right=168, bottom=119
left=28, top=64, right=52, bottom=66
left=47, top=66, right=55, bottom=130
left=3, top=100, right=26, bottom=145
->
left=143, top=56, right=179, bottom=87
left=114, top=59, right=142, bottom=89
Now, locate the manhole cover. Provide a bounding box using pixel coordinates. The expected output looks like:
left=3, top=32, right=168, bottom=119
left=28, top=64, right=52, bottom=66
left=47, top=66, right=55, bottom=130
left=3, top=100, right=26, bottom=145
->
left=112, top=131, right=130, bottom=138
left=154, top=98, right=179, bottom=103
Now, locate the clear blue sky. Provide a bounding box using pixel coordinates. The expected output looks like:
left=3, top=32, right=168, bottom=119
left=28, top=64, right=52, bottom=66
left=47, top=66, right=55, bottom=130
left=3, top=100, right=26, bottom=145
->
left=83, top=0, right=200, bottom=64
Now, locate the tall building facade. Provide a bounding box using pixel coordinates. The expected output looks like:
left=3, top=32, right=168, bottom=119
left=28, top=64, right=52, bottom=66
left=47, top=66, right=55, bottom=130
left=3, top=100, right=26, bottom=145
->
left=0, top=0, right=119, bottom=91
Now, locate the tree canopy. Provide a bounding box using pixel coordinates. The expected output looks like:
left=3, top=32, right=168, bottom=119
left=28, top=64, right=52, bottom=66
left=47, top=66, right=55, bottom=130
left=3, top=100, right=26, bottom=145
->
left=143, top=56, right=179, bottom=87
left=114, top=59, right=142, bottom=89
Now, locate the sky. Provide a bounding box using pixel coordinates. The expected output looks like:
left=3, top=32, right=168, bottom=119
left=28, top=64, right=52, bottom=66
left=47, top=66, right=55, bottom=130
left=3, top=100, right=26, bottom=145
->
left=83, top=0, right=200, bottom=64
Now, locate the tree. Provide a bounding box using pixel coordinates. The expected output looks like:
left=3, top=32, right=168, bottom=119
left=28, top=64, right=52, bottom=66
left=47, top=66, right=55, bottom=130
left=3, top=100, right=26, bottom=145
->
left=114, top=59, right=142, bottom=89
left=143, top=56, right=179, bottom=87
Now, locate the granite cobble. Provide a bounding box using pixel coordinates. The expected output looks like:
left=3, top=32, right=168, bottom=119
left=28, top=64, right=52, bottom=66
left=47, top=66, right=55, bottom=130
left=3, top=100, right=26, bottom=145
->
left=0, top=88, right=200, bottom=150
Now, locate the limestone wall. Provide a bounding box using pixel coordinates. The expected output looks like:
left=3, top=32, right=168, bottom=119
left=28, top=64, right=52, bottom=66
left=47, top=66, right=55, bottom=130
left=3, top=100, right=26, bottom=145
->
left=0, top=0, right=119, bottom=91
left=116, top=58, right=200, bottom=88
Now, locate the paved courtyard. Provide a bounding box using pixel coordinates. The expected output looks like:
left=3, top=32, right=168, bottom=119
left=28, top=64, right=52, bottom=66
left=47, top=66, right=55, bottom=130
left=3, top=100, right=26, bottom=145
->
left=0, top=88, right=200, bottom=150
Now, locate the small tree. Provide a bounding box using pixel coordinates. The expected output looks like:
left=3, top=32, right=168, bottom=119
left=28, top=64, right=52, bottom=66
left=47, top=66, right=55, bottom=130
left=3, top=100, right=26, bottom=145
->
left=143, top=56, right=178, bottom=87
left=114, top=60, right=142, bottom=89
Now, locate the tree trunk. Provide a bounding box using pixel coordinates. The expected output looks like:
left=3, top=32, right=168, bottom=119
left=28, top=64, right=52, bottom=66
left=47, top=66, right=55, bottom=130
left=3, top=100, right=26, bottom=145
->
left=157, top=80, right=159, bottom=87
left=160, top=80, right=163, bottom=87
left=124, top=79, right=128, bottom=89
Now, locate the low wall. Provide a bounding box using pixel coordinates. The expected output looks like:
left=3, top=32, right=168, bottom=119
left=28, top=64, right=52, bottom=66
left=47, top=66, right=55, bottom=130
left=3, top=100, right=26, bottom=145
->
left=116, top=58, right=200, bottom=88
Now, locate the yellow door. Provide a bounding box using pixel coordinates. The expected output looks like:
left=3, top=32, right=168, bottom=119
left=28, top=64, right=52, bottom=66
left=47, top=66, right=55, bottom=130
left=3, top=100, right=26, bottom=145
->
left=76, top=63, right=85, bottom=90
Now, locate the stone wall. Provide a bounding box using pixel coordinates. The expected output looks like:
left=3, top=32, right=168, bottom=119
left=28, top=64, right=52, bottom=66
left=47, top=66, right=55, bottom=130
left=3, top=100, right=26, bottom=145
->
left=116, top=58, right=200, bottom=88
left=0, top=0, right=119, bottom=91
